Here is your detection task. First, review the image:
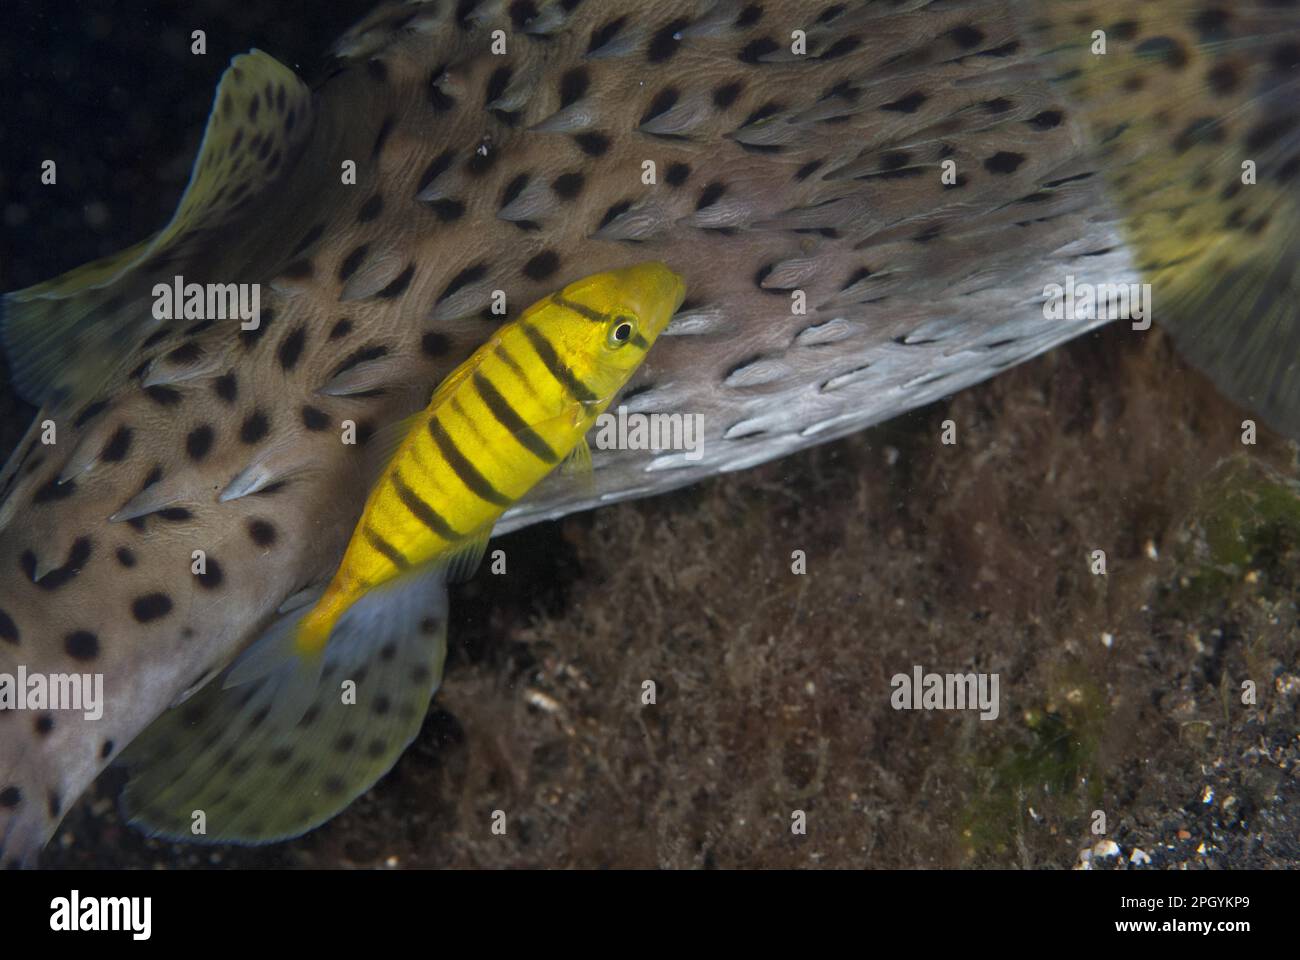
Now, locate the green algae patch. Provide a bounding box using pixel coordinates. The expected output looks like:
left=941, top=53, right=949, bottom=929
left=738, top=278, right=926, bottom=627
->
left=960, top=670, right=1107, bottom=862
left=1161, top=456, right=1300, bottom=615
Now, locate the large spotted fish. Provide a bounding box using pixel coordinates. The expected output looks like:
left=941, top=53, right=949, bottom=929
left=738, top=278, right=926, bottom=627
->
left=0, top=0, right=1296, bottom=865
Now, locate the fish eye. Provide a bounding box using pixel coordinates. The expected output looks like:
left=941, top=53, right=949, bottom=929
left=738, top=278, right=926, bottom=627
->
left=609, top=317, right=636, bottom=347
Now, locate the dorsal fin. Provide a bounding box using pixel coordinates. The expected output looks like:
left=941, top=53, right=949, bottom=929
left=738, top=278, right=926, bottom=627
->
left=0, top=50, right=315, bottom=409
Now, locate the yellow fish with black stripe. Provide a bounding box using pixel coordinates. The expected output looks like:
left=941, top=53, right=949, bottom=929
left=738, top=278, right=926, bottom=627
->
left=117, top=262, right=685, bottom=844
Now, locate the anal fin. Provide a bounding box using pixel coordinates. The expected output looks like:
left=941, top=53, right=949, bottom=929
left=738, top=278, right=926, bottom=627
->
left=118, top=565, right=449, bottom=845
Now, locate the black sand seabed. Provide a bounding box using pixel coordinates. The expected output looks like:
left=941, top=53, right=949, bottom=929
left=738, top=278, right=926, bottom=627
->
left=2, top=1, right=1295, bottom=869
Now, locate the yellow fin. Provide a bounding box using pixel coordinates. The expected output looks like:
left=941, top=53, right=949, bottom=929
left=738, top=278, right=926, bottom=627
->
left=443, top=528, right=492, bottom=583
left=561, top=435, right=595, bottom=496
left=1, top=50, right=314, bottom=408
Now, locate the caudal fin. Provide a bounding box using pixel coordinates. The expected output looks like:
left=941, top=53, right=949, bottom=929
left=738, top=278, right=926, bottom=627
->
left=1019, top=0, right=1300, bottom=435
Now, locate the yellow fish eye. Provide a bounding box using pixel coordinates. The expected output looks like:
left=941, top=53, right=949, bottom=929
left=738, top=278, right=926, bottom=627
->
left=609, top=316, right=636, bottom=347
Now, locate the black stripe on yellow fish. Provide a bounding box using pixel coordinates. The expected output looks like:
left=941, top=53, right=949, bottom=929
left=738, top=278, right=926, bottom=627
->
left=427, top=416, right=513, bottom=507
left=362, top=524, right=410, bottom=570
left=390, top=469, right=462, bottom=540
left=471, top=370, right=559, bottom=464
left=521, top=322, right=600, bottom=405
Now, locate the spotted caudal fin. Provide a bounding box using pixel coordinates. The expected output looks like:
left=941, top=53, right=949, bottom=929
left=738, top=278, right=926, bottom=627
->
left=118, top=567, right=448, bottom=845
left=1019, top=1, right=1300, bottom=435
left=0, top=49, right=314, bottom=412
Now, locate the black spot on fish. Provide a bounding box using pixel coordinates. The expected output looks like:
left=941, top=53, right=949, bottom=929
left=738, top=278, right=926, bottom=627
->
left=269, top=746, right=294, bottom=766
left=510, top=0, right=539, bottom=29
left=820, top=36, right=862, bottom=60
left=239, top=411, right=270, bottom=444
left=640, top=88, right=679, bottom=126
left=427, top=62, right=455, bottom=112
left=881, top=91, right=927, bottom=113
left=373, top=695, right=392, bottom=716
left=665, top=162, right=691, bottom=187
left=65, top=630, right=99, bottom=662
left=101, top=740, right=114, bottom=759
left=101, top=425, right=133, bottom=463
left=552, top=171, right=585, bottom=199
left=132, top=593, right=173, bottom=623
left=248, top=93, right=260, bottom=121
left=950, top=24, right=985, bottom=49
left=1109, top=20, right=1139, bottom=42
left=35, top=714, right=53, bottom=736
left=0, top=787, right=20, bottom=808
left=376, top=264, right=415, bottom=299
left=292, top=223, right=326, bottom=257
left=842, top=267, right=872, bottom=289
left=1245, top=117, right=1292, bottom=153
left=696, top=182, right=727, bottom=210
left=74, top=400, right=110, bottom=428
left=415, top=151, right=456, bottom=200
left=742, top=101, right=782, bottom=127
left=371, top=114, right=396, bottom=158
left=248, top=519, right=277, bottom=547
left=736, top=4, right=763, bottom=27
left=1135, top=36, right=1188, bottom=70
left=214, top=372, right=238, bottom=404
left=430, top=198, right=466, bottom=222
left=421, top=332, right=452, bottom=358
left=278, top=326, right=306, bottom=371
left=523, top=250, right=561, bottom=281
left=335, top=732, right=357, bottom=753
left=367, top=58, right=388, bottom=82
left=332, top=345, right=388, bottom=381
left=186, top=425, right=215, bottom=462
left=648, top=18, right=689, bottom=63
left=239, top=306, right=274, bottom=348
left=33, top=477, right=75, bottom=504
left=984, top=151, right=1025, bottom=174
left=166, top=341, right=203, bottom=365
left=573, top=132, right=610, bottom=156
left=116, top=547, right=136, bottom=568
left=357, top=193, right=384, bottom=222
left=339, top=245, right=370, bottom=283
left=158, top=508, right=192, bottom=522
left=301, top=404, right=330, bottom=431
left=599, top=200, right=631, bottom=230
left=589, top=16, right=627, bottom=54
left=739, top=37, right=779, bottom=63
left=0, top=608, right=18, bottom=646
left=983, top=97, right=1013, bottom=115
left=560, top=66, right=589, bottom=107
left=1028, top=110, right=1063, bottom=130
left=713, top=82, right=743, bottom=110
left=500, top=173, right=530, bottom=211
left=1206, top=62, right=1240, bottom=96
left=485, top=65, right=512, bottom=107
left=439, top=263, right=487, bottom=302
left=145, top=385, right=183, bottom=407
left=183, top=318, right=216, bottom=337
left=329, top=319, right=353, bottom=341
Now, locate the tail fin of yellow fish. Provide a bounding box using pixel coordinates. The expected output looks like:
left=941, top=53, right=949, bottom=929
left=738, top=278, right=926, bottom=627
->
left=118, top=566, right=448, bottom=844
left=1020, top=0, right=1300, bottom=435
left=0, top=49, right=314, bottom=414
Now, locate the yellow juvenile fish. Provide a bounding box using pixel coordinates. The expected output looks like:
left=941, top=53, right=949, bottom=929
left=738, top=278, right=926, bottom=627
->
left=301, top=261, right=685, bottom=655
left=118, top=263, right=684, bottom=844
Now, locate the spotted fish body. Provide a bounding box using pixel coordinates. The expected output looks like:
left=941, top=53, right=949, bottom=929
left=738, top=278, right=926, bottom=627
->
left=299, top=262, right=685, bottom=656
left=0, top=0, right=1296, bottom=864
